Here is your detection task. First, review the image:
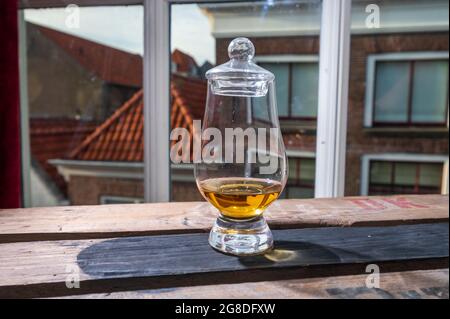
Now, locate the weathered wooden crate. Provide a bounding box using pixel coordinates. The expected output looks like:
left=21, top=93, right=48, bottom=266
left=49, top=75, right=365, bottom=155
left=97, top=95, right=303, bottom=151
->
left=0, top=194, right=448, bottom=299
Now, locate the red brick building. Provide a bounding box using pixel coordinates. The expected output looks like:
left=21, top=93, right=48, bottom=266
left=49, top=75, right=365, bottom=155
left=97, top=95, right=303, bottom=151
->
left=26, top=23, right=143, bottom=206
left=205, top=0, right=449, bottom=197
left=53, top=74, right=207, bottom=204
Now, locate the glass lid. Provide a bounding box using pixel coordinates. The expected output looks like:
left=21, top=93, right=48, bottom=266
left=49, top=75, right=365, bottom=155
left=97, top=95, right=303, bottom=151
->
left=206, top=37, right=274, bottom=97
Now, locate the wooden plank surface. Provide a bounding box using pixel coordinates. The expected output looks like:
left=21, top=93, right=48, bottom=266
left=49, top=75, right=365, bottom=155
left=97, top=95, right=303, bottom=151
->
left=0, top=223, right=447, bottom=298
left=57, top=269, right=449, bottom=299
left=0, top=195, right=447, bottom=243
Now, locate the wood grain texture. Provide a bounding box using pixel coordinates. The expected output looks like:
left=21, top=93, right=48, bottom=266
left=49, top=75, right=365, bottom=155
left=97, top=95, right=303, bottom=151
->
left=0, top=223, right=447, bottom=298
left=57, top=269, right=449, bottom=299
left=0, top=195, right=447, bottom=243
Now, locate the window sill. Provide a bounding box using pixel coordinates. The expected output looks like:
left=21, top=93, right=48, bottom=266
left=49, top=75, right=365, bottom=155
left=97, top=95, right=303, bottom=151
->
left=363, top=126, right=449, bottom=137
left=280, top=120, right=317, bottom=134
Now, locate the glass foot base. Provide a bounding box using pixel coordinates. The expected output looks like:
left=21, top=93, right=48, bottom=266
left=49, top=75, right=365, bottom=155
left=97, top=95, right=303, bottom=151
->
left=209, top=215, right=273, bottom=256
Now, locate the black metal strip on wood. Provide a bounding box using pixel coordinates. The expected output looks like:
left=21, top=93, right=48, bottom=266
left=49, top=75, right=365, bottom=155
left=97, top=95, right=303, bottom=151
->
left=0, top=223, right=448, bottom=298
left=77, top=222, right=449, bottom=276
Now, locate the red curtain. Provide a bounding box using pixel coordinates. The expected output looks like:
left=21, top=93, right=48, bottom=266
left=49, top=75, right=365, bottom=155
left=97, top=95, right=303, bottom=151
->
left=0, top=0, right=22, bottom=208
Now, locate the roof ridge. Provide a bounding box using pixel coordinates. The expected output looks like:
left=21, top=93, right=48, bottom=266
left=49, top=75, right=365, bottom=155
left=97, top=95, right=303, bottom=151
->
left=67, top=75, right=207, bottom=162
left=170, top=82, right=195, bottom=125
left=33, top=22, right=142, bottom=59
left=31, top=22, right=143, bottom=87
left=171, top=73, right=206, bottom=85
left=172, top=48, right=198, bottom=67
left=68, top=89, right=143, bottom=159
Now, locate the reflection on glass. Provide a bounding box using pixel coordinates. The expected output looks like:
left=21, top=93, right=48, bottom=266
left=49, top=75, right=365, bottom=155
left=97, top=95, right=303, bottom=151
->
left=374, top=61, right=410, bottom=123
left=411, top=60, right=449, bottom=124
left=259, top=63, right=289, bottom=117
left=260, top=62, right=319, bottom=119
left=291, top=63, right=319, bottom=118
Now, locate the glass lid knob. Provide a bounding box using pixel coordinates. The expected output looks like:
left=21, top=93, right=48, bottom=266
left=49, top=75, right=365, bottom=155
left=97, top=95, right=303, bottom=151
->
left=206, top=37, right=274, bottom=97
left=228, top=37, right=255, bottom=61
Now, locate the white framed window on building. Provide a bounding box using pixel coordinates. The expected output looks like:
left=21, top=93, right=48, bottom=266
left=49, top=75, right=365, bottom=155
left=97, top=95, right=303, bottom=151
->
left=364, top=52, right=449, bottom=128
left=255, top=55, right=319, bottom=120
left=361, top=154, right=449, bottom=196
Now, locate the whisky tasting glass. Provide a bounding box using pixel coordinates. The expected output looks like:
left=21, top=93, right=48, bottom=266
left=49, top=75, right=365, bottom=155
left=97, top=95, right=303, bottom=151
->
left=195, top=38, right=288, bottom=256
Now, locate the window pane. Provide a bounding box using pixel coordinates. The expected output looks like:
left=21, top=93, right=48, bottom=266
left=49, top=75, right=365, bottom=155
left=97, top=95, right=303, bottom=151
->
left=22, top=6, right=144, bottom=207
left=394, top=162, right=417, bottom=186
left=287, top=158, right=315, bottom=185
left=291, top=63, right=319, bottom=118
left=419, top=163, right=443, bottom=187
left=288, top=158, right=298, bottom=181
left=370, top=161, right=392, bottom=185
left=411, top=60, right=449, bottom=123
left=370, top=160, right=444, bottom=195
left=259, top=63, right=290, bottom=117
left=374, top=61, right=410, bottom=123
left=252, top=96, right=270, bottom=122
left=300, top=158, right=316, bottom=183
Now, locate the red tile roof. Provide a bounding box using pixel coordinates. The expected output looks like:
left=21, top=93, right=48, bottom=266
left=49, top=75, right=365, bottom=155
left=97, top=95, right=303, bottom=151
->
left=30, top=118, right=98, bottom=194
left=66, top=74, right=312, bottom=163
left=68, top=74, right=207, bottom=162
left=34, top=23, right=143, bottom=88
left=68, top=90, right=144, bottom=161
left=172, top=49, right=198, bottom=74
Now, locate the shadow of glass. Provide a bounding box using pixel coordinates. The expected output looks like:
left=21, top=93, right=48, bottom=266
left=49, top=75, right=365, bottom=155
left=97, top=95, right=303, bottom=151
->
left=237, top=240, right=356, bottom=267
left=76, top=234, right=369, bottom=279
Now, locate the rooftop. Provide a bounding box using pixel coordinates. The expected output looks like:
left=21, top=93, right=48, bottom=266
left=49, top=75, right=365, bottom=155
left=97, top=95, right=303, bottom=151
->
left=33, top=23, right=143, bottom=88
left=68, top=74, right=208, bottom=162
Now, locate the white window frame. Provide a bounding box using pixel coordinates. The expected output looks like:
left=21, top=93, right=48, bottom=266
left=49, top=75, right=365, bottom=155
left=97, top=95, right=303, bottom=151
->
left=361, top=153, right=450, bottom=196
left=144, top=0, right=170, bottom=202
left=148, top=0, right=351, bottom=201
left=19, top=0, right=352, bottom=204
left=314, top=0, right=352, bottom=198
left=18, top=11, right=32, bottom=208
left=286, top=150, right=316, bottom=159
left=364, top=51, right=450, bottom=128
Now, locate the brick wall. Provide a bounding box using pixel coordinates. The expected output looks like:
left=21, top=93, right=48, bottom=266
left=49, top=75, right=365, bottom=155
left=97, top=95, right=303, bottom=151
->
left=171, top=182, right=204, bottom=202
left=68, top=175, right=203, bottom=205
left=218, top=33, right=449, bottom=196
left=68, top=176, right=144, bottom=205
left=216, top=36, right=320, bottom=64
left=345, top=32, right=449, bottom=195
